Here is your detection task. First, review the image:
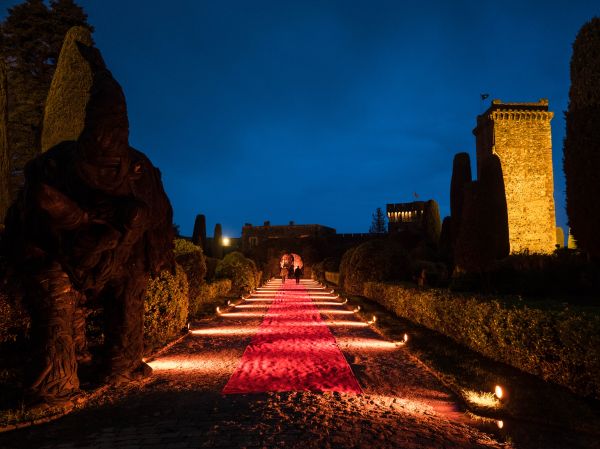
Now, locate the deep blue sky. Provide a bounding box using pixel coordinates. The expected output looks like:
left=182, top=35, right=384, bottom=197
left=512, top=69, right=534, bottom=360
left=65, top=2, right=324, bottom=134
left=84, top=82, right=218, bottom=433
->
left=2, top=1, right=599, bottom=238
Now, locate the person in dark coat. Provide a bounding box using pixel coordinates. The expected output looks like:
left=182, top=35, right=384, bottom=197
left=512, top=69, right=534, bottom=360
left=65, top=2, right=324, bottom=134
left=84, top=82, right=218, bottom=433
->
left=294, top=266, right=302, bottom=284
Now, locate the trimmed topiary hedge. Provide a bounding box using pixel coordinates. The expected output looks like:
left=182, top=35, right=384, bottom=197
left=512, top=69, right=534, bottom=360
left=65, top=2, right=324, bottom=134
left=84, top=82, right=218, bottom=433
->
left=190, top=279, right=232, bottom=318
left=363, top=281, right=600, bottom=399
left=173, top=238, right=207, bottom=319
left=215, top=251, right=259, bottom=295
left=144, top=264, right=189, bottom=352
left=343, top=240, right=410, bottom=295
left=325, top=271, right=339, bottom=285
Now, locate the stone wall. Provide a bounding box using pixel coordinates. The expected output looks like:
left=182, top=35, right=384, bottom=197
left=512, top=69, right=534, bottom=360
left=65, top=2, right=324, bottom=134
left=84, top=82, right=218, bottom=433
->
left=473, top=99, right=556, bottom=254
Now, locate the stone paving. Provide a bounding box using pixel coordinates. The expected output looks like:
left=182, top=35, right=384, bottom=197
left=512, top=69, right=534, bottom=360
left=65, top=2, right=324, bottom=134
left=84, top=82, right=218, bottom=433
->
left=0, top=279, right=511, bottom=449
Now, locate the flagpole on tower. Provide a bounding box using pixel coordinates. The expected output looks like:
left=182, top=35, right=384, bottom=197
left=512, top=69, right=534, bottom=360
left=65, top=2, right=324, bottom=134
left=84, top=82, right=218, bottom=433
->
left=480, top=93, right=490, bottom=113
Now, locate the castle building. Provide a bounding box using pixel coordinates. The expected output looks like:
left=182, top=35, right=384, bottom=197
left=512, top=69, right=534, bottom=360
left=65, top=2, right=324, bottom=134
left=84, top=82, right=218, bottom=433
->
left=241, top=221, right=336, bottom=252
left=386, top=201, right=426, bottom=234
left=473, top=99, right=556, bottom=253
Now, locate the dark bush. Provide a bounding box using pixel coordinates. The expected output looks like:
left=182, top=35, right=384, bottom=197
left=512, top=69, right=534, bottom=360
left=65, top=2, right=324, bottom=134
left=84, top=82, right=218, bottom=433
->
left=338, top=246, right=357, bottom=289
left=343, top=239, right=410, bottom=295
left=451, top=249, right=600, bottom=304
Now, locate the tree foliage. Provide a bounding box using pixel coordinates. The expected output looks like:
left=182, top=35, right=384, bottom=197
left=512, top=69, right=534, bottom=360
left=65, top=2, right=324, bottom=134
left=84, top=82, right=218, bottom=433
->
left=212, top=223, right=223, bottom=259
left=564, top=17, right=600, bottom=259
left=455, top=155, right=509, bottom=272
left=0, top=60, right=9, bottom=222
left=192, top=214, right=207, bottom=251
left=369, top=207, right=387, bottom=234
left=0, top=0, right=93, bottom=198
left=215, top=251, right=258, bottom=295
left=342, top=239, right=410, bottom=295
left=450, top=152, right=472, bottom=248
left=423, top=199, right=441, bottom=245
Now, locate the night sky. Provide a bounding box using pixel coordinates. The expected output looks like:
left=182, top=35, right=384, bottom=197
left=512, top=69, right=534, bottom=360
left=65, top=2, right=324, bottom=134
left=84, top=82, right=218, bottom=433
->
left=2, top=1, right=599, bottom=239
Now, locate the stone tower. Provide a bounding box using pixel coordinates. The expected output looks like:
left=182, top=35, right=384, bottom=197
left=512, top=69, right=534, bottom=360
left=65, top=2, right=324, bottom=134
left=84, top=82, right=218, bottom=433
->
left=473, top=99, right=556, bottom=254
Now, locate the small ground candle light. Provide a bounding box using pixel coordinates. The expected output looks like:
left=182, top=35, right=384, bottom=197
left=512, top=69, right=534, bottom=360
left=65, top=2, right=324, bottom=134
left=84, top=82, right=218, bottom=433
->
left=368, top=315, right=377, bottom=324
left=216, top=306, right=221, bottom=314
left=227, top=300, right=231, bottom=306
left=497, top=420, right=504, bottom=429
left=403, top=333, right=408, bottom=343
left=495, top=385, right=504, bottom=399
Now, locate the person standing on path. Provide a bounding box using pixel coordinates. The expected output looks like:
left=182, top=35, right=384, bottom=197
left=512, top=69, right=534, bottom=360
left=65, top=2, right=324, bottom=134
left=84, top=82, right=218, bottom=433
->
left=294, top=266, right=302, bottom=284
left=280, top=266, right=288, bottom=284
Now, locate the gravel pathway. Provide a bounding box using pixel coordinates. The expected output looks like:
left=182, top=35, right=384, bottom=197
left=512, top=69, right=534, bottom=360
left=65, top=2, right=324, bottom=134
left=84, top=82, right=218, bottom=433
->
left=0, top=279, right=511, bottom=449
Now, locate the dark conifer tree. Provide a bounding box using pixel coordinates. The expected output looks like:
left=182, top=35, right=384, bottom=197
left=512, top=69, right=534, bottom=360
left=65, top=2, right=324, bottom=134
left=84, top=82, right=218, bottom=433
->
left=423, top=199, right=441, bottom=245
left=369, top=207, right=387, bottom=234
left=564, top=17, right=600, bottom=259
left=213, top=223, right=223, bottom=259
left=192, top=214, right=207, bottom=251
left=450, top=152, right=472, bottom=248
left=0, top=0, right=93, bottom=197
left=0, top=60, right=9, bottom=222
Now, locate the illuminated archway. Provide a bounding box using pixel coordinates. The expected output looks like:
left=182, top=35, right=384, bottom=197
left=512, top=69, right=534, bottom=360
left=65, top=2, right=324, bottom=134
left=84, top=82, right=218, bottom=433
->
left=280, top=253, right=303, bottom=269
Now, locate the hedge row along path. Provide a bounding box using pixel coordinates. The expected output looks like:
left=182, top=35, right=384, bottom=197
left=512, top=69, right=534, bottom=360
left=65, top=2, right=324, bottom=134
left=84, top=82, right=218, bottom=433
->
left=0, top=279, right=510, bottom=449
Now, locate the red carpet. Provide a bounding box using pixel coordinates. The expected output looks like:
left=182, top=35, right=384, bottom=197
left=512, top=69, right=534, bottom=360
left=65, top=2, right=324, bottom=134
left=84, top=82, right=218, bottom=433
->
left=222, top=280, right=362, bottom=394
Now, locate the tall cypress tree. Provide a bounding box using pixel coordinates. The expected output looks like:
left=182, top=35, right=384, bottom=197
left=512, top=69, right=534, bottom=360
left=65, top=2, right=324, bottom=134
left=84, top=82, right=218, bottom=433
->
left=450, top=152, right=472, bottom=249
left=0, top=60, right=9, bottom=223
left=423, top=199, right=441, bottom=246
left=0, top=0, right=93, bottom=197
left=564, top=17, right=600, bottom=259
left=213, top=223, right=223, bottom=259
left=192, top=214, right=207, bottom=251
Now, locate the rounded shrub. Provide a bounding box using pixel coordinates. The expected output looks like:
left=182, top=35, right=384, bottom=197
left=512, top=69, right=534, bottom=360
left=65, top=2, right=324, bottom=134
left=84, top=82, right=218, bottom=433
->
left=338, top=246, right=357, bottom=289
left=215, top=251, right=259, bottom=295
left=144, top=263, right=189, bottom=352
left=174, top=238, right=206, bottom=318
left=343, top=239, right=410, bottom=295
